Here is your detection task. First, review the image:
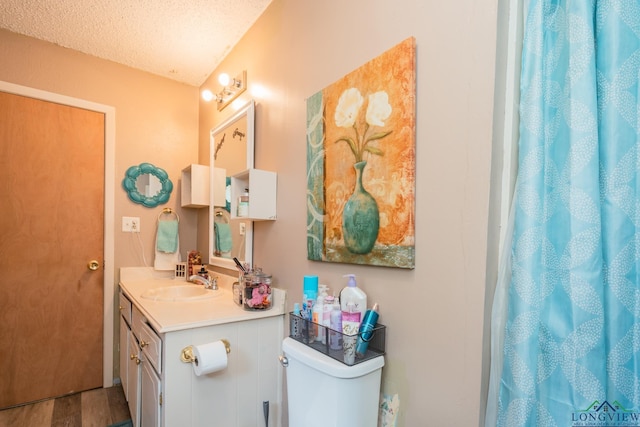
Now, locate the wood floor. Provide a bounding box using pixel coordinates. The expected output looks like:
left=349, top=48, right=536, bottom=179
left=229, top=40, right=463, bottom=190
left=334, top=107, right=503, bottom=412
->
left=0, top=385, right=130, bottom=427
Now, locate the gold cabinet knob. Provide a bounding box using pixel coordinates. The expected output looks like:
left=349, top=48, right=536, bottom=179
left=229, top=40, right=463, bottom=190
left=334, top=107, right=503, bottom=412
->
left=88, top=260, right=100, bottom=271
left=130, top=354, right=141, bottom=365
left=140, top=340, right=148, bottom=348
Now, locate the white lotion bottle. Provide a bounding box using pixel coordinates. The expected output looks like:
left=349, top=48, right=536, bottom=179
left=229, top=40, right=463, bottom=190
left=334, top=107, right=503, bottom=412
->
left=340, top=274, right=367, bottom=321
left=323, top=295, right=334, bottom=344
left=320, top=286, right=331, bottom=335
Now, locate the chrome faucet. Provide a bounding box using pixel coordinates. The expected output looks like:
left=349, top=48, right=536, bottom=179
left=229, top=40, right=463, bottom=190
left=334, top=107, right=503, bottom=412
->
left=189, top=275, right=218, bottom=290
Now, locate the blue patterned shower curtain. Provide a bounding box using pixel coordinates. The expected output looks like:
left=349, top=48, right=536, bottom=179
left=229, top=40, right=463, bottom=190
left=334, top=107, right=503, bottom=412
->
left=487, top=1, right=640, bottom=426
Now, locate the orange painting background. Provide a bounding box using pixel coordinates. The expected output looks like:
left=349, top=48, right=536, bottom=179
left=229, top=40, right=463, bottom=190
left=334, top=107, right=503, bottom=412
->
left=323, top=37, right=415, bottom=248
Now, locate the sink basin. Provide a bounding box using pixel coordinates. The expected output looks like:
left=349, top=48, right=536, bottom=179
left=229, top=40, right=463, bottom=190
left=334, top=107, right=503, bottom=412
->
left=141, top=285, right=220, bottom=301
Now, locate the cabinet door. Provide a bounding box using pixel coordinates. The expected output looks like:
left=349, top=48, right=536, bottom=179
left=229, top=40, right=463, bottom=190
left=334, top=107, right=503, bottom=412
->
left=119, top=318, right=130, bottom=401
left=139, top=322, right=162, bottom=374
left=141, top=361, right=162, bottom=427
left=128, top=332, right=141, bottom=427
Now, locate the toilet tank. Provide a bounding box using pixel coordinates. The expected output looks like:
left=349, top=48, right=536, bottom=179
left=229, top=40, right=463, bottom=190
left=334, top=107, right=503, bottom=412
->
left=282, top=337, right=385, bottom=427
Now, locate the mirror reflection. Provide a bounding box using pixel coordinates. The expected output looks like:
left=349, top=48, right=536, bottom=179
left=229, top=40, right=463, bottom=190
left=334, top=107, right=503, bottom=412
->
left=213, top=207, right=245, bottom=259
left=122, top=163, right=173, bottom=208
left=209, top=100, right=255, bottom=269
left=135, top=173, right=162, bottom=197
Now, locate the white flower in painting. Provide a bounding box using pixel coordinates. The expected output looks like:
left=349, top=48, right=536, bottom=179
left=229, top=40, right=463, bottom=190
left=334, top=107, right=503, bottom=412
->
left=366, top=91, right=392, bottom=126
left=334, top=87, right=393, bottom=163
left=334, top=88, right=364, bottom=128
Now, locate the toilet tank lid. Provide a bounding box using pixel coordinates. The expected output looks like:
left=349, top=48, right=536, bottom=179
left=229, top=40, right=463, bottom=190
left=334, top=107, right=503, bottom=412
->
left=282, top=337, right=384, bottom=379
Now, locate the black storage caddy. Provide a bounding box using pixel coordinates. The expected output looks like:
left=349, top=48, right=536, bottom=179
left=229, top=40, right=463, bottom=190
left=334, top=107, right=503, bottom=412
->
left=288, top=312, right=386, bottom=366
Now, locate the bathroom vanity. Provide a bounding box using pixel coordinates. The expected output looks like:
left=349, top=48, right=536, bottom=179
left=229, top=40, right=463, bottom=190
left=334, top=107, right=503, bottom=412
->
left=118, top=267, right=285, bottom=427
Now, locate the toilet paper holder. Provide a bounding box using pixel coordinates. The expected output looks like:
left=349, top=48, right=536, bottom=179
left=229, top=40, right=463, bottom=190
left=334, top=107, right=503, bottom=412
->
left=180, top=339, right=231, bottom=364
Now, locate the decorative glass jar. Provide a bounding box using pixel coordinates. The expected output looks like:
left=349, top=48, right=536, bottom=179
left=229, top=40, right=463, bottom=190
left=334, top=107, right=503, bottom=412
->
left=242, top=270, right=272, bottom=311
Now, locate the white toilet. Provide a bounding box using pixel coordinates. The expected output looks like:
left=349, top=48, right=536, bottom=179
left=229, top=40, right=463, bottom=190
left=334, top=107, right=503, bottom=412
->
left=281, top=337, right=385, bottom=427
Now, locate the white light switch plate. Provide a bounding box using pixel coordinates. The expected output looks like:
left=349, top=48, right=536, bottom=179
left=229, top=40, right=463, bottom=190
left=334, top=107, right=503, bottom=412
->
left=122, top=216, right=140, bottom=232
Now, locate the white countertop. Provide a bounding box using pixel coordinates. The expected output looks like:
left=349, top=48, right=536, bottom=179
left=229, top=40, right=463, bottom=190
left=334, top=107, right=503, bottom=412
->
left=119, top=267, right=286, bottom=333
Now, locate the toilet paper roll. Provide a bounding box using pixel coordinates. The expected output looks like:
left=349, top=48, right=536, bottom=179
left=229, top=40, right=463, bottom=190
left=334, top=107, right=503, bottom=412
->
left=192, top=341, right=228, bottom=376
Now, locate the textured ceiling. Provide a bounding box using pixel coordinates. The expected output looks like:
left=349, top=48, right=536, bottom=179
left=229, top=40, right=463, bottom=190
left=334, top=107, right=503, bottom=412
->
left=0, top=0, right=272, bottom=86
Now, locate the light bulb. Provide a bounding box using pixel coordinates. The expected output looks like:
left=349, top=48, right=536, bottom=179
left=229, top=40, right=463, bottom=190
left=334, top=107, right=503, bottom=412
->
left=201, top=89, right=214, bottom=102
left=218, top=73, right=230, bottom=87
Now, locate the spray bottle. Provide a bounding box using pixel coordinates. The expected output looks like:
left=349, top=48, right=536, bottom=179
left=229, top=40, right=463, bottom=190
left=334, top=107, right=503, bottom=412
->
left=356, top=303, right=379, bottom=357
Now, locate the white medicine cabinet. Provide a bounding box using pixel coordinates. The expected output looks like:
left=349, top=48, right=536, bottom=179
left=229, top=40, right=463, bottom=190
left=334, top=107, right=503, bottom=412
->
left=181, top=164, right=210, bottom=208
left=230, top=169, right=276, bottom=220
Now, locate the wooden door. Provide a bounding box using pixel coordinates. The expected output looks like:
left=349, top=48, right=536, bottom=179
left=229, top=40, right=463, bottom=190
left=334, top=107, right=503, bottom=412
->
left=0, top=91, right=105, bottom=408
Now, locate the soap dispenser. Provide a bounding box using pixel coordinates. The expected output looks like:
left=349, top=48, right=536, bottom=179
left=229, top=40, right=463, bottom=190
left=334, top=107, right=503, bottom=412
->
left=340, top=274, right=367, bottom=321
left=197, top=266, right=209, bottom=281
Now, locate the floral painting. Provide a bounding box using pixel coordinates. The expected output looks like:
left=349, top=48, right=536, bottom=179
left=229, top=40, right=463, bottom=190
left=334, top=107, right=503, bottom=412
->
left=307, top=37, right=415, bottom=268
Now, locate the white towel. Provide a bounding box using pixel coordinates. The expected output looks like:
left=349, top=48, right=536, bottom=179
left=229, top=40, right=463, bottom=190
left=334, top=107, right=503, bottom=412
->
left=154, top=235, right=181, bottom=270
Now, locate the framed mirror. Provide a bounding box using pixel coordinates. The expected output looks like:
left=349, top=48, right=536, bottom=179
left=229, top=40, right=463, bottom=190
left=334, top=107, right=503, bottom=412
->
left=209, top=99, right=255, bottom=270
left=122, top=163, right=173, bottom=207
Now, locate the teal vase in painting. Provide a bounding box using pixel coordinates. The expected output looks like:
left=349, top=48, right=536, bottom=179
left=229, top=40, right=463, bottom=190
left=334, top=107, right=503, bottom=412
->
left=342, top=161, right=379, bottom=254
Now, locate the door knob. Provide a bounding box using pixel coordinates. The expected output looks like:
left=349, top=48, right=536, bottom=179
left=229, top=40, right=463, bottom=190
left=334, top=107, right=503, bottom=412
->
left=88, top=260, right=100, bottom=271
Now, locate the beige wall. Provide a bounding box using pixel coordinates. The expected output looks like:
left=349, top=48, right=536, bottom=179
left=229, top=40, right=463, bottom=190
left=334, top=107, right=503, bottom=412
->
left=198, top=1, right=499, bottom=426
left=0, top=28, right=200, bottom=381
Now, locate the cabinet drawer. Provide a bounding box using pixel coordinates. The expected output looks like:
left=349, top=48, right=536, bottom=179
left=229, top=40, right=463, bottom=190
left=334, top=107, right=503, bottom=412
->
left=119, top=291, right=132, bottom=325
left=131, top=305, right=146, bottom=340
left=140, top=321, right=162, bottom=375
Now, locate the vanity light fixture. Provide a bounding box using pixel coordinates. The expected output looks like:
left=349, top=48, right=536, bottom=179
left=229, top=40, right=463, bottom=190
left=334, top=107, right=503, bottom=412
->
left=201, top=70, right=247, bottom=111
left=201, top=89, right=215, bottom=102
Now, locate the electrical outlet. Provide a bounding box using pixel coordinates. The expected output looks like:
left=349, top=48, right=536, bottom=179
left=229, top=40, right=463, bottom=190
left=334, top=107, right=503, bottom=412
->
left=122, top=216, right=141, bottom=232
left=239, top=222, right=246, bottom=236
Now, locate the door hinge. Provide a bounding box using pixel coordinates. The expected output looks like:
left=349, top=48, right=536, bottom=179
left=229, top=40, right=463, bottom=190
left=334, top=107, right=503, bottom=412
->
left=159, top=392, right=163, bottom=406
